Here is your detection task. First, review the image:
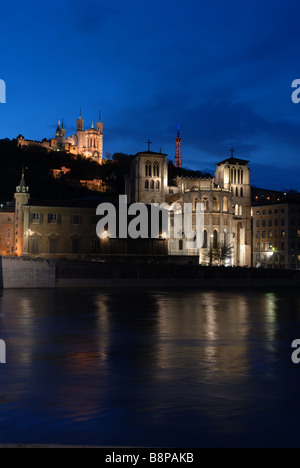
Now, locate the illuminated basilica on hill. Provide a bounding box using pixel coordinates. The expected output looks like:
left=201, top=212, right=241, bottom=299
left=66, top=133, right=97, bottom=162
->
left=17, top=111, right=104, bottom=164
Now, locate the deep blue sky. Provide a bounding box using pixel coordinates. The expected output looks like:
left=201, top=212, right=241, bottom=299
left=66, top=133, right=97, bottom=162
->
left=1, top=0, right=300, bottom=190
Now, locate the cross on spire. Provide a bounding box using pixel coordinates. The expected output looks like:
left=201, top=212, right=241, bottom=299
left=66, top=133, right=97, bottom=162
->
left=146, top=139, right=152, bottom=152
left=230, top=147, right=235, bottom=158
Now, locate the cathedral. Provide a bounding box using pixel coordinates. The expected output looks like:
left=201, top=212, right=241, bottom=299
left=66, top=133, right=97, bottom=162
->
left=17, top=111, right=104, bottom=164
left=127, top=148, right=252, bottom=267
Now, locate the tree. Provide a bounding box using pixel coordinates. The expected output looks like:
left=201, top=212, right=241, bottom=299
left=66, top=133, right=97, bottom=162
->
left=204, top=241, right=233, bottom=266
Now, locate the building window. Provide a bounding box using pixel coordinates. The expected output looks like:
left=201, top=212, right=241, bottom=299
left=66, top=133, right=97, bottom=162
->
left=7, top=229, right=10, bottom=239
left=203, top=198, right=209, bottom=211
left=153, top=161, right=160, bottom=177
left=48, top=214, right=60, bottom=224
left=156, top=180, right=160, bottom=191
left=49, top=237, right=58, bottom=254
left=256, top=231, right=260, bottom=239
left=281, top=231, right=286, bottom=238
left=236, top=187, right=239, bottom=197
left=72, top=215, right=81, bottom=225
left=240, top=187, right=244, bottom=197
left=256, top=220, right=260, bottom=228
left=145, top=161, right=152, bottom=177
left=281, top=219, right=285, bottom=226
left=30, top=237, right=40, bottom=255
left=268, top=220, right=272, bottom=227
left=213, top=230, right=218, bottom=248
left=145, top=180, right=149, bottom=191
left=203, top=230, right=208, bottom=249
left=89, top=238, right=100, bottom=254
left=268, top=231, right=273, bottom=238
left=179, top=240, right=183, bottom=251
left=71, top=238, right=80, bottom=254
left=262, top=220, right=266, bottom=227
left=150, top=180, right=155, bottom=191
left=262, top=231, right=266, bottom=238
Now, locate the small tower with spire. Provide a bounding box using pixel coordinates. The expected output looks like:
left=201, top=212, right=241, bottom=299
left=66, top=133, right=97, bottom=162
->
left=56, top=121, right=64, bottom=150
left=175, top=125, right=182, bottom=168
left=14, top=169, right=30, bottom=256
left=77, top=108, right=84, bottom=132
left=96, top=112, right=104, bottom=135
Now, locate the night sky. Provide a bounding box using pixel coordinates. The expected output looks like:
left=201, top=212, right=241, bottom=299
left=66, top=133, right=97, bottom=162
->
left=1, top=0, right=300, bottom=190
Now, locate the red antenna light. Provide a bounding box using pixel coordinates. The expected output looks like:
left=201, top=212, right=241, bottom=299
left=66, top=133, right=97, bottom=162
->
left=175, top=125, right=182, bottom=168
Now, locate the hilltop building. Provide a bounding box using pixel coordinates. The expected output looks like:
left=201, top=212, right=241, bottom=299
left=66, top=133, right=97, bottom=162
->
left=17, top=111, right=104, bottom=164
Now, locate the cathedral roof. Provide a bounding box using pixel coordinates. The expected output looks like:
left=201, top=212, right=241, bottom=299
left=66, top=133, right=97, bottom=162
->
left=135, top=150, right=167, bottom=157
left=217, top=156, right=249, bottom=166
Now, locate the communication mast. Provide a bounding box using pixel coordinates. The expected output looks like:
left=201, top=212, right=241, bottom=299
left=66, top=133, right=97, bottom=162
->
left=175, top=125, right=182, bottom=168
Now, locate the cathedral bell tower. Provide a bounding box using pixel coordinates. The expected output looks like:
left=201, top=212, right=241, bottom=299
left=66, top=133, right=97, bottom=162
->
left=14, top=170, right=30, bottom=256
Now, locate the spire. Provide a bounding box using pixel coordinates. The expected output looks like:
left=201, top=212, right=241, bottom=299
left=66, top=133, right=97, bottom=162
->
left=98, top=111, right=101, bottom=122
left=79, top=107, right=82, bottom=119
left=177, top=123, right=180, bottom=138
left=16, top=168, right=29, bottom=194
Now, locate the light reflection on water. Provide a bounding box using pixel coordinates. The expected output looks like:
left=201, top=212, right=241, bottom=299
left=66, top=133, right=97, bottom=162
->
left=0, top=288, right=300, bottom=447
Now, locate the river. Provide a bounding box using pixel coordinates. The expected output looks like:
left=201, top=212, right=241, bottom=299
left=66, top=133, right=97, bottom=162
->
left=0, top=288, right=299, bottom=447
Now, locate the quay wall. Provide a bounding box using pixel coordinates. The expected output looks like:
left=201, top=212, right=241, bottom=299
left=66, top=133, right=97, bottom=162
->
left=1, top=257, right=300, bottom=289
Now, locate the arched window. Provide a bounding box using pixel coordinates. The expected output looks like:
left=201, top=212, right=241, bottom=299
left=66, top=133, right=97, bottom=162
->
left=150, top=180, right=155, bottom=191
left=145, top=180, right=149, bottom=191
left=213, top=230, right=218, bottom=248
left=234, top=169, right=237, bottom=184
left=203, top=198, right=209, bottom=211
left=223, top=197, right=228, bottom=212
left=153, top=161, right=160, bottom=177
left=241, top=170, right=244, bottom=185
left=203, top=230, right=208, bottom=249
left=145, top=161, right=152, bottom=177
left=236, top=187, right=239, bottom=197
left=240, top=187, right=244, bottom=197
left=238, top=169, right=241, bottom=184
left=156, top=180, right=160, bottom=191
left=235, top=204, right=239, bottom=216
left=179, top=240, right=184, bottom=251
left=213, top=198, right=219, bottom=211
left=231, top=168, right=234, bottom=183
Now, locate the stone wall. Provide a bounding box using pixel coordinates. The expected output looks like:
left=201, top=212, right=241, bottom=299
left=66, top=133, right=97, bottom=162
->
left=0, top=257, right=56, bottom=289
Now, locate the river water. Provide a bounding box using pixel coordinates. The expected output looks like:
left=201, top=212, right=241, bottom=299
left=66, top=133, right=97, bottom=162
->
left=0, top=288, right=300, bottom=448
